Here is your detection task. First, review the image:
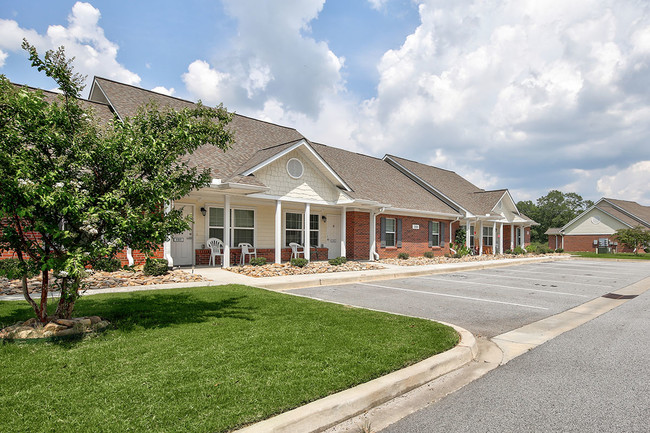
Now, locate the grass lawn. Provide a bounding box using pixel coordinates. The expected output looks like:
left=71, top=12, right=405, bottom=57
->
left=0, top=285, right=458, bottom=433
left=570, top=251, right=650, bottom=260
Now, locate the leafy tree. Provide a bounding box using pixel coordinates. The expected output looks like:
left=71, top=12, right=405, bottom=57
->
left=614, top=226, right=650, bottom=254
left=0, top=41, right=233, bottom=322
left=517, top=190, right=594, bottom=243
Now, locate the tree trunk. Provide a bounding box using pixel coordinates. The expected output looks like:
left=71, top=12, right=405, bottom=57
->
left=39, top=269, right=49, bottom=323
left=54, top=277, right=78, bottom=320
left=21, top=275, right=42, bottom=319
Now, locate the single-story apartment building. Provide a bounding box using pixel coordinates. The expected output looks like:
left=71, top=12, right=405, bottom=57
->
left=4, top=77, right=536, bottom=267
left=546, top=197, right=650, bottom=253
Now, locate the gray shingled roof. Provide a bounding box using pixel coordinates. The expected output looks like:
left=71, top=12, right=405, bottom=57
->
left=385, top=155, right=511, bottom=216
left=91, top=77, right=304, bottom=182
left=598, top=199, right=650, bottom=228
left=311, top=144, right=460, bottom=214
left=15, top=83, right=115, bottom=124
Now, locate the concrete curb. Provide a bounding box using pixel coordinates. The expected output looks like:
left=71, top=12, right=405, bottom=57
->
left=235, top=324, right=477, bottom=433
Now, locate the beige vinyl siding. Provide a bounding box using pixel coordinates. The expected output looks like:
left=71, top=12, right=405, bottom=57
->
left=564, top=208, right=628, bottom=235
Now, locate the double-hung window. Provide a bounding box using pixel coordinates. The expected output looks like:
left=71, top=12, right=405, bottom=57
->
left=483, top=226, right=494, bottom=246
left=431, top=222, right=440, bottom=246
left=309, top=214, right=319, bottom=247
left=385, top=218, right=396, bottom=247
left=208, top=207, right=255, bottom=246
left=232, top=209, right=254, bottom=246
left=208, top=208, right=224, bottom=241
left=285, top=213, right=320, bottom=246
left=469, top=225, right=475, bottom=247
left=286, top=212, right=303, bottom=246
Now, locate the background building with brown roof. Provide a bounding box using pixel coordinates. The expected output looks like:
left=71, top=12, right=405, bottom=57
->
left=546, top=198, right=650, bottom=253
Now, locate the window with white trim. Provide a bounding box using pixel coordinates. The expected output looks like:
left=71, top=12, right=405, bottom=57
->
left=469, top=225, right=475, bottom=247
left=208, top=207, right=255, bottom=246
left=285, top=213, right=319, bottom=246
left=483, top=226, right=494, bottom=246
left=385, top=218, right=396, bottom=247
left=232, top=209, right=254, bottom=246
left=208, top=208, right=224, bottom=241
left=431, top=221, right=440, bottom=246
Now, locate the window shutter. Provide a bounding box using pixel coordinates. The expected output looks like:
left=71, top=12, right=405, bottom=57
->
left=428, top=221, right=433, bottom=247
left=439, top=222, right=445, bottom=247
left=396, top=219, right=402, bottom=247
left=380, top=217, right=386, bottom=248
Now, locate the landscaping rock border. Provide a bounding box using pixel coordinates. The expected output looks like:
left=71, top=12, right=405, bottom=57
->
left=379, top=252, right=567, bottom=266
left=227, top=261, right=385, bottom=278
left=0, top=269, right=207, bottom=297
left=0, top=316, right=111, bottom=342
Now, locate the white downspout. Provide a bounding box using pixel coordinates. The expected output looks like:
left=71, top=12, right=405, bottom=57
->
left=370, top=207, right=386, bottom=261
left=449, top=217, right=459, bottom=255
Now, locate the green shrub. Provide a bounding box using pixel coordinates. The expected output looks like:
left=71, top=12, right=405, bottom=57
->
left=513, top=246, right=525, bottom=255
left=397, top=252, right=410, bottom=260
left=143, top=258, right=169, bottom=276
left=291, top=258, right=309, bottom=267
left=93, top=256, right=122, bottom=272
left=555, top=248, right=564, bottom=253
left=504, top=249, right=512, bottom=254
left=0, top=258, right=39, bottom=279
left=423, top=251, right=434, bottom=259
left=536, top=245, right=551, bottom=254
left=328, top=256, right=347, bottom=266
left=249, top=257, right=267, bottom=266
left=122, top=264, right=136, bottom=272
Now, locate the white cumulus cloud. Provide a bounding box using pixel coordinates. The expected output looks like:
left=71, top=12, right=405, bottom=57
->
left=597, top=161, right=650, bottom=202
left=151, top=86, right=175, bottom=96
left=0, top=2, right=139, bottom=89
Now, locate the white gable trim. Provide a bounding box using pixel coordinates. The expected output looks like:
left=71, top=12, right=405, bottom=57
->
left=601, top=198, right=650, bottom=228
left=562, top=201, right=633, bottom=232
left=241, top=139, right=352, bottom=192
left=89, top=79, right=122, bottom=122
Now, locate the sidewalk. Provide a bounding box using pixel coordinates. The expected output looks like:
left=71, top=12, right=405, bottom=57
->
left=1, top=255, right=569, bottom=301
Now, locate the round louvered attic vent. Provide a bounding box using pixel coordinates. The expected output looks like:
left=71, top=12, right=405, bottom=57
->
left=591, top=216, right=601, bottom=225
left=287, top=158, right=304, bottom=179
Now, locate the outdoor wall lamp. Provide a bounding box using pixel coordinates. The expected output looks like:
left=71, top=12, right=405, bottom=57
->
left=322, top=215, right=327, bottom=222
left=200, top=207, right=207, bottom=217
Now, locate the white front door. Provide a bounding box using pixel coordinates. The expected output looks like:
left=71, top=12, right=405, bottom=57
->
left=326, top=214, right=341, bottom=259
left=171, top=204, right=194, bottom=266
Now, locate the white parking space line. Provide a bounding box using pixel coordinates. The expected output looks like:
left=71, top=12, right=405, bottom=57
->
left=474, top=270, right=615, bottom=288
left=466, top=269, right=614, bottom=288
left=415, top=276, right=590, bottom=297
left=357, top=283, right=549, bottom=310
left=533, top=264, right=629, bottom=277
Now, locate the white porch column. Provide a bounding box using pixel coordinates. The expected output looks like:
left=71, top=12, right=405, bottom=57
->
left=479, top=220, right=484, bottom=255
left=304, top=203, right=310, bottom=261
left=163, top=201, right=174, bottom=266
left=224, top=195, right=231, bottom=267
left=520, top=226, right=525, bottom=248
left=561, top=235, right=565, bottom=250
left=499, top=223, right=504, bottom=255
left=492, top=222, right=497, bottom=255
left=275, top=200, right=282, bottom=264
left=510, top=224, right=515, bottom=251
left=465, top=219, right=471, bottom=248
left=341, top=206, right=347, bottom=258
left=370, top=211, right=377, bottom=261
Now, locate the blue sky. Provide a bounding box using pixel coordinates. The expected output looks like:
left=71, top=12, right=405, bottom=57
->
left=2, top=0, right=650, bottom=204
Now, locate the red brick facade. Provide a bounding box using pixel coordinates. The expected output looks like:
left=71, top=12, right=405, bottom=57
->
left=375, top=214, right=452, bottom=258
left=346, top=211, right=370, bottom=260
left=561, top=234, right=638, bottom=253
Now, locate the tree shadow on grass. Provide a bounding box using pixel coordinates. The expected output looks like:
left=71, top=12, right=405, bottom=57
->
left=0, top=291, right=256, bottom=335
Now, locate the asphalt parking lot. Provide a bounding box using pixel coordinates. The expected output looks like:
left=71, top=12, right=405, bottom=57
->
left=291, top=259, right=650, bottom=337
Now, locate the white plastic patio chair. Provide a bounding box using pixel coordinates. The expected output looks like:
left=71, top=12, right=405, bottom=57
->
left=206, top=238, right=225, bottom=267
left=238, top=243, right=257, bottom=265
left=289, top=242, right=304, bottom=259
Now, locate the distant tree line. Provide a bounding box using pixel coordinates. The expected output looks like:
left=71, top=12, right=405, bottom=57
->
left=517, top=190, right=594, bottom=243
